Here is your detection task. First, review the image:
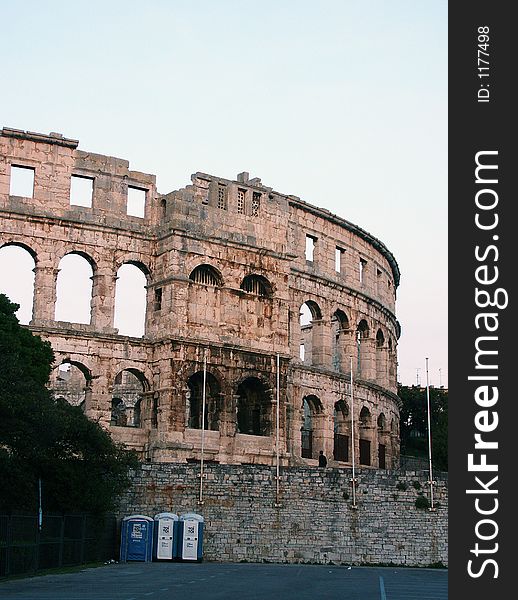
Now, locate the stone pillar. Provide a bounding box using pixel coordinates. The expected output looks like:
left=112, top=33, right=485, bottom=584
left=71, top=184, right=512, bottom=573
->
left=376, top=345, right=388, bottom=388
left=311, top=318, right=328, bottom=367
left=340, top=329, right=356, bottom=374
left=312, top=412, right=326, bottom=459
left=351, top=401, right=361, bottom=468
left=90, top=269, right=118, bottom=333
left=388, top=350, right=397, bottom=391
left=83, top=381, right=94, bottom=415
left=89, top=372, right=112, bottom=428
left=371, top=422, right=379, bottom=467
left=31, top=264, right=58, bottom=325
left=292, top=396, right=304, bottom=460
left=218, top=391, right=237, bottom=464
left=358, top=337, right=375, bottom=381
left=321, top=413, right=335, bottom=461
left=219, top=391, right=237, bottom=437
left=377, top=426, right=390, bottom=469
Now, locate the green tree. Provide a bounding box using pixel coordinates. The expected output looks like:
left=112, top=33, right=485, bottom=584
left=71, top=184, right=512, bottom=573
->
left=0, top=294, right=138, bottom=513
left=398, top=384, right=448, bottom=472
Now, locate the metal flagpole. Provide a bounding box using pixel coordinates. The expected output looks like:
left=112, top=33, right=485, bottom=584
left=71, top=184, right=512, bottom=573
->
left=350, top=357, right=357, bottom=508
left=198, top=349, right=207, bottom=504
left=275, top=353, right=281, bottom=506
left=425, top=358, right=435, bottom=509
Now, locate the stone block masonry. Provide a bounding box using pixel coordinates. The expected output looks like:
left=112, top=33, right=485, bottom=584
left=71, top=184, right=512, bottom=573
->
left=119, top=463, right=448, bottom=567
left=0, top=127, right=402, bottom=469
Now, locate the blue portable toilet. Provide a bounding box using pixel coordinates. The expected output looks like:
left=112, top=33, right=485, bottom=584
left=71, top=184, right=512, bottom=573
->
left=154, top=513, right=179, bottom=560
left=178, top=513, right=204, bottom=562
left=120, top=515, right=154, bottom=562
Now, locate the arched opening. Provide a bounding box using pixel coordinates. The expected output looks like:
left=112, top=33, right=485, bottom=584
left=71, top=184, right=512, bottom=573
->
left=377, top=413, right=386, bottom=430
left=331, top=309, right=349, bottom=372
left=360, top=406, right=371, bottom=427
left=111, top=369, right=148, bottom=427
left=189, top=264, right=222, bottom=287
left=55, top=253, right=94, bottom=324
left=114, top=263, right=148, bottom=337
left=359, top=406, right=372, bottom=466
left=186, top=371, right=222, bottom=431
left=301, top=395, right=323, bottom=459
left=356, top=319, right=370, bottom=378
left=0, top=244, right=36, bottom=324
left=111, top=397, right=125, bottom=426
left=378, top=412, right=388, bottom=469
left=49, top=361, right=91, bottom=408
left=240, top=274, right=273, bottom=297
left=375, top=328, right=385, bottom=383
left=333, top=400, right=350, bottom=462
left=299, top=301, right=322, bottom=366
left=236, top=377, right=272, bottom=436
left=388, top=337, right=396, bottom=384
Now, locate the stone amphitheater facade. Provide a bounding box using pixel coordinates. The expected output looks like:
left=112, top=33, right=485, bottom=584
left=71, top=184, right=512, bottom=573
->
left=0, top=127, right=401, bottom=469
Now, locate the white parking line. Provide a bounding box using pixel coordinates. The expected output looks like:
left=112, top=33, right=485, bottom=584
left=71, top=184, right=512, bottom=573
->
left=379, top=576, right=387, bottom=600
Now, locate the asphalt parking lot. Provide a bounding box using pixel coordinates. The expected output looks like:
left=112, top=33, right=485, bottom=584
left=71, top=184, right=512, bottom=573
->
left=0, top=562, right=448, bottom=600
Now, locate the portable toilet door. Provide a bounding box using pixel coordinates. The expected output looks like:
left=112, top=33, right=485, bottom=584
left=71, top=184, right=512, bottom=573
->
left=120, top=515, right=154, bottom=562
left=179, top=513, right=204, bottom=561
left=154, top=513, right=179, bottom=560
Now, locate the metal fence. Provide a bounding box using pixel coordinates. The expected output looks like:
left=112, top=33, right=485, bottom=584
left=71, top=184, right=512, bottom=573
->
left=0, top=513, right=117, bottom=578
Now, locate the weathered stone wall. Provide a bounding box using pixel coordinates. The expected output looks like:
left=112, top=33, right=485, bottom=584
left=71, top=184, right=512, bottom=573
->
left=119, top=463, right=448, bottom=567
left=0, top=128, right=402, bottom=468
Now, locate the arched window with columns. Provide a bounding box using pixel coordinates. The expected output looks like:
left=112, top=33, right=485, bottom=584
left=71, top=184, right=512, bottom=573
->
left=55, top=252, right=95, bottom=324
left=333, top=399, right=350, bottom=462
left=111, top=368, right=149, bottom=428
left=299, top=301, right=323, bottom=366
left=301, top=395, right=323, bottom=459
left=186, top=371, right=222, bottom=431
left=359, top=406, right=372, bottom=465
left=331, top=309, right=349, bottom=372
left=114, top=262, right=148, bottom=337
left=240, top=274, right=273, bottom=297
left=377, top=412, right=388, bottom=468
left=49, top=361, right=92, bottom=411
left=0, top=243, right=36, bottom=324
left=236, top=377, right=272, bottom=436
left=376, top=328, right=385, bottom=384
left=356, top=319, right=370, bottom=378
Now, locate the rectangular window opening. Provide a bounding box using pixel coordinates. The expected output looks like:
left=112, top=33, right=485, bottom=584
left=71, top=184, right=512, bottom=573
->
left=300, top=343, right=305, bottom=361
left=217, top=184, right=228, bottom=210
left=10, top=165, right=35, bottom=198
left=359, top=258, right=367, bottom=283
left=335, top=247, right=344, bottom=273
left=127, top=186, right=147, bottom=218
left=305, top=235, right=316, bottom=262
left=70, top=175, right=94, bottom=207
left=252, top=192, right=261, bottom=216
left=237, top=188, right=246, bottom=214
left=154, top=288, right=163, bottom=311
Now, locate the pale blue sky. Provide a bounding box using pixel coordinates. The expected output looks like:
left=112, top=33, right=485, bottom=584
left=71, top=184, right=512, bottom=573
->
left=0, top=0, right=448, bottom=386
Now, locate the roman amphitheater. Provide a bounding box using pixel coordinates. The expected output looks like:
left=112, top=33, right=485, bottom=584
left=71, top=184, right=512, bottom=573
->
left=0, top=127, right=401, bottom=469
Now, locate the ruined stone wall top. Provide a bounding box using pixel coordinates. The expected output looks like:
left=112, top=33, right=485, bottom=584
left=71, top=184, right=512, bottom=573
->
left=0, top=128, right=157, bottom=232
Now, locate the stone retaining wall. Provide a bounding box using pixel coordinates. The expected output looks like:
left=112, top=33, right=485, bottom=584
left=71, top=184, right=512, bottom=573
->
left=119, top=463, right=448, bottom=567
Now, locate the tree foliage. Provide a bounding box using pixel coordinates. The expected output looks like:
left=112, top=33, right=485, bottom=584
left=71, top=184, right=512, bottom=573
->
left=0, top=294, right=138, bottom=513
left=398, top=384, right=448, bottom=472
